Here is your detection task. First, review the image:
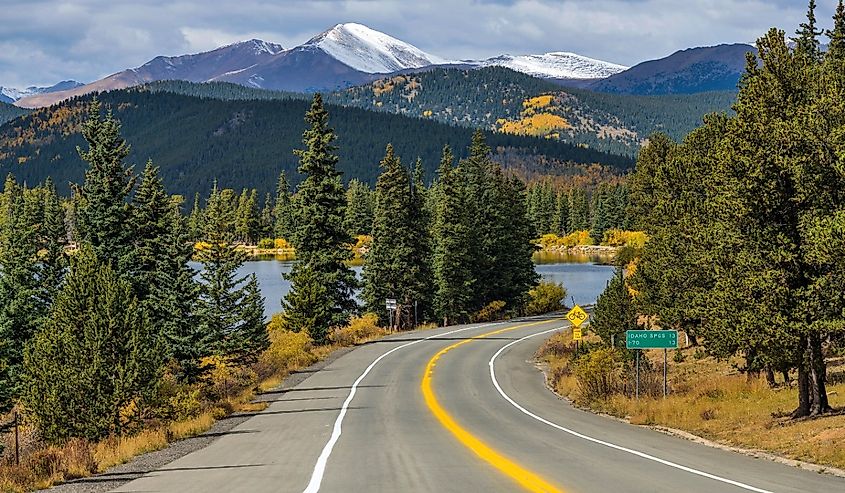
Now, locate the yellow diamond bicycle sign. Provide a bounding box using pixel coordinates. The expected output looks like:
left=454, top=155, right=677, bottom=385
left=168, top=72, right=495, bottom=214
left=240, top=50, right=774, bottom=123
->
left=566, top=305, right=588, bottom=327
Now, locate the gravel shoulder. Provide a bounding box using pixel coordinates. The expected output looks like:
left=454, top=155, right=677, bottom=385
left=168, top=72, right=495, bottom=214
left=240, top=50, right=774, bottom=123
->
left=46, top=346, right=354, bottom=493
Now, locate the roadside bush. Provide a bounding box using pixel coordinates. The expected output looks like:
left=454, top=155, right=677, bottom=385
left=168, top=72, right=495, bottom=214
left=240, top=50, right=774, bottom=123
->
left=523, top=281, right=567, bottom=315
left=574, top=347, right=622, bottom=403
left=200, top=356, right=257, bottom=402
left=329, top=313, right=388, bottom=346
left=257, top=238, right=274, bottom=249
left=261, top=313, right=316, bottom=373
left=471, top=301, right=507, bottom=322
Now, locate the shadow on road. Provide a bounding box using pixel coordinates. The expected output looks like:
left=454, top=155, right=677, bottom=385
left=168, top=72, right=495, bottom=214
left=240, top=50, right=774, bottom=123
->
left=255, top=395, right=339, bottom=403
left=260, top=384, right=385, bottom=395
left=222, top=406, right=368, bottom=419
left=57, top=464, right=266, bottom=485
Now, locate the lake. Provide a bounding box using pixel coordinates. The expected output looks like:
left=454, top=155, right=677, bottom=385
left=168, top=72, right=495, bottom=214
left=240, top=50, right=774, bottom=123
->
left=195, top=252, right=616, bottom=318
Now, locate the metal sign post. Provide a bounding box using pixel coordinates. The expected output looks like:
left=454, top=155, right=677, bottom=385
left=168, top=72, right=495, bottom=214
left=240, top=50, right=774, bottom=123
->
left=386, top=298, right=397, bottom=329
left=626, top=330, right=678, bottom=400
left=635, top=350, right=640, bottom=400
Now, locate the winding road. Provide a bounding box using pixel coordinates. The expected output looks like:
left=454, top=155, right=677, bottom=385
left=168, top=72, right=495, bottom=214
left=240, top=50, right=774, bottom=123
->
left=112, top=317, right=845, bottom=493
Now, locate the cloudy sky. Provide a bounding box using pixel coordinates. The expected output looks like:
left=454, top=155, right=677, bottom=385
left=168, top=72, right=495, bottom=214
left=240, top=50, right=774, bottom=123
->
left=0, top=0, right=833, bottom=88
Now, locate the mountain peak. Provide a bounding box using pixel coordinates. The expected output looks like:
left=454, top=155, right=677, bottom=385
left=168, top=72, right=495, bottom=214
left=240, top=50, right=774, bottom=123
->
left=223, top=38, right=285, bottom=56
left=305, top=22, right=451, bottom=73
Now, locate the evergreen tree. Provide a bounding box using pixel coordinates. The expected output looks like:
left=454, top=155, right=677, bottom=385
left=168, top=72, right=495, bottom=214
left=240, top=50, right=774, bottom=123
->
left=568, top=188, right=590, bottom=231
left=187, top=192, right=203, bottom=241
left=827, top=0, right=845, bottom=62
left=196, top=182, right=268, bottom=363
left=283, top=94, right=357, bottom=343
left=343, top=178, right=374, bottom=237
left=794, top=1, right=823, bottom=61
left=432, top=145, right=473, bottom=324
left=259, top=192, right=274, bottom=240
left=0, top=176, right=45, bottom=411
left=409, top=158, right=435, bottom=323
left=551, top=190, right=569, bottom=235
left=590, top=184, right=610, bottom=243
left=134, top=162, right=203, bottom=380
left=38, top=177, right=68, bottom=308
left=362, top=146, right=432, bottom=327
left=273, top=171, right=294, bottom=239
left=74, top=99, right=136, bottom=274
left=491, top=175, right=539, bottom=308
left=592, top=268, right=639, bottom=349
left=23, top=247, right=161, bottom=443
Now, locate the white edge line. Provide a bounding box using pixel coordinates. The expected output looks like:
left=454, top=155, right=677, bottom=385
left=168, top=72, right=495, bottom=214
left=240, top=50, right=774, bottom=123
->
left=488, top=327, right=775, bottom=493
left=302, top=321, right=507, bottom=493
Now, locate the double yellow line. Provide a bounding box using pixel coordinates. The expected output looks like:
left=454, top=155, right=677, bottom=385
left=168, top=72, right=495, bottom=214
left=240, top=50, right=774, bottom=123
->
left=420, top=320, right=565, bottom=493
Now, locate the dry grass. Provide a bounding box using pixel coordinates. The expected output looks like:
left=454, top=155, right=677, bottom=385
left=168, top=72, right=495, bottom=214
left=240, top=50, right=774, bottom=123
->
left=0, top=312, right=398, bottom=492
left=537, top=330, right=845, bottom=470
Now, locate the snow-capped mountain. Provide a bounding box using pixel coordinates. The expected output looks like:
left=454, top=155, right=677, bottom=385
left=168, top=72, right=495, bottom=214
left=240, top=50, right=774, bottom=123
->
left=0, top=80, right=83, bottom=104
left=304, top=23, right=452, bottom=74
left=14, top=23, right=629, bottom=107
left=471, top=52, right=627, bottom=80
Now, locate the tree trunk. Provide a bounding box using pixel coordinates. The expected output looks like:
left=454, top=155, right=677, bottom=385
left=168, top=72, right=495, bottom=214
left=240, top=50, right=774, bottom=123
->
left=794, top=336, right=811, bottom=418
left=687, top=332, right=698, bottom=347
left=807, top=333, right=831, bottom=416
left=782, top=370, right=790, bottom=387
left=765, top=366, right=776, bottom=388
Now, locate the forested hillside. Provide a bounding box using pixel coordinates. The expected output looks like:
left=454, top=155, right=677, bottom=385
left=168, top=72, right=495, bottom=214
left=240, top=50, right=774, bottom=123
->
left=0, top=88, right=631, bottom=198
left=0, top=101, right=28, bottom=124
left=330, top=67, right=736, bottom=155
left=144, top=70, right=735, bottom=156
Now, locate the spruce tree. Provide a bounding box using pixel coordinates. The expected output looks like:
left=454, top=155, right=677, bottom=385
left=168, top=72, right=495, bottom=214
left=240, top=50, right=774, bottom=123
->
left=273, top=171, right=294, bottom=239
left=362, top=146, right=431, bottom=327
left=39, top=178, right=68, bottom=307
left=794, top=0, right=823, bottom=61
left=592, top=268, right=639, bottom=349
left=343, top=178, right=374, bottom=237
left=134, top=162, right=203, bottom=379
left=551, top=190, right=569, bottom=235
left=74, top=99, right=136, bottom=274
left=0, top=176, right=45, bottom=411
left=432, top=146, right=473, bottom=324
left=187, top=192, right=204, bottom=241
left=827, top=0, right=845, bottom=62
left=568, top=188, right=590, bottom=232
left=196, top=182, right=268, bottom=364
left=23, top=247, right=161, bottom=443
left=283, top=94, right=357, bottom=343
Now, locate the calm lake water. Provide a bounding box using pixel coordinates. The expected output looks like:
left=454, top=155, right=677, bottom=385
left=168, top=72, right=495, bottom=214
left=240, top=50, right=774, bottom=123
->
left=195, top=252, right=615, bottom=318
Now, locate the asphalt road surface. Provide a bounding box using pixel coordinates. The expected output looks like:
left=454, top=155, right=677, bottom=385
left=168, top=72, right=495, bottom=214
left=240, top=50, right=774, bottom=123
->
left=112, top=317, right=845, bottom=493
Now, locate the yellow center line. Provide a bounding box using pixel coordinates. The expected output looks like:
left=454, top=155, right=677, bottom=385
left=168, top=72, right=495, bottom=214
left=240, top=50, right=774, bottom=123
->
left=421, top=319, right=566, bottom=493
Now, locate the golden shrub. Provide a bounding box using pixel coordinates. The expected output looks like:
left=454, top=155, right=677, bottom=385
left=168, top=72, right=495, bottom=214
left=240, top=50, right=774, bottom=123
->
left=603, top=229, right=648, bottom=248
left=329, top=313, right=388, bottom=346
left=262, top=313, right=316, bottom=372
left=273, top=238, right=290, bottom=249
left=471, top=300, right=507, bottom=322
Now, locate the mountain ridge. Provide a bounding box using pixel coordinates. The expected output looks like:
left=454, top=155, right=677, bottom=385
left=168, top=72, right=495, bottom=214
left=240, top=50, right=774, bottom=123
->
left=14, top=23, right=625, bottom=107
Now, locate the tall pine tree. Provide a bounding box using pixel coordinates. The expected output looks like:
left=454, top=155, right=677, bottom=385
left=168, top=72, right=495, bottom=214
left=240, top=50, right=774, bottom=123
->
left=283, top=94, right=357, bottom=343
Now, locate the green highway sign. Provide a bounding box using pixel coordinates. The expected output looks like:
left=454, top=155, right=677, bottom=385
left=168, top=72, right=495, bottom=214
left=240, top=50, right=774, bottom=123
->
left=626, top=330, right=678, bottom=349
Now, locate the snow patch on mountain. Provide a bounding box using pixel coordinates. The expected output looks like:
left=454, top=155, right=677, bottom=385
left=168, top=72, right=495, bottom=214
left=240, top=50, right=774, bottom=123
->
left=472, top=52, right=628, bottom=79
left=306, top=23, right=452, bottom=73
left=0, top=81, right=84, bottom=103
